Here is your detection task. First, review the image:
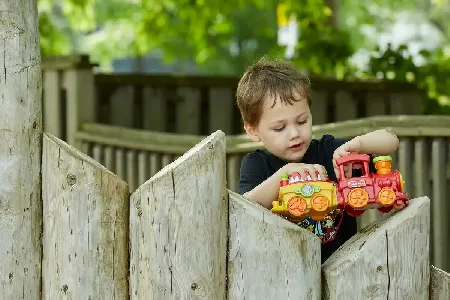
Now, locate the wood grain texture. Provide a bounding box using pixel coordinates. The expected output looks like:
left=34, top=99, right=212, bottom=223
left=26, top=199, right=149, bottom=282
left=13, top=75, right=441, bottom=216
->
left=42, top=133, right=129, bottom=299
left=228, top=191, right=321, bottom=300
left=430, top=265, right=450, bottom=299
left=129, top=130, right=227, bottom=299
left=0, top=2, right=42, bottom=298
left=322, top=196, right=430, bottom=300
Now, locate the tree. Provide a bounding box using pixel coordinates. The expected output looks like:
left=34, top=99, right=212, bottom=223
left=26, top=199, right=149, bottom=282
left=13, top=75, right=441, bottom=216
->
left=38, top=0, right=352, bottom=75
left=37, top=0, right=450, bottom=112
left=0, top=0, right=43, bottom=298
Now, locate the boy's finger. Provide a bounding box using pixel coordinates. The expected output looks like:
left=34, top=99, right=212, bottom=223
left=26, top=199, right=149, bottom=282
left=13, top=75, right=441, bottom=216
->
left=312, top=164, right=327, bottom=180
left=305, top=166, right=317, bottom=180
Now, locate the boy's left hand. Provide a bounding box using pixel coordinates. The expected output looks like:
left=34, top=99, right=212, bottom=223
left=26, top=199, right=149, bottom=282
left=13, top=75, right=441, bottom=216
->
left=333, top=138, right=361, bottom=180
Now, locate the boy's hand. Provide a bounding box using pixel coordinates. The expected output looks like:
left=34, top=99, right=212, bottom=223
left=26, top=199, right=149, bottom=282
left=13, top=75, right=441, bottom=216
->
left=333, top=138, right=361, bottom=181
left=282, top=163, right=327, bottom=181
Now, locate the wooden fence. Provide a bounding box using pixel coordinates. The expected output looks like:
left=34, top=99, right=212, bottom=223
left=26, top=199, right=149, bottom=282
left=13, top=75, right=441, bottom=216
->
left=44, top=130, right=449, bottom=299
left=41, top=55, right=424, bottom=143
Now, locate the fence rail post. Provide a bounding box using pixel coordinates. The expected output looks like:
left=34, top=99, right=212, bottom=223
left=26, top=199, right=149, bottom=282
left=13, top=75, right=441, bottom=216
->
left=0, top=2, right=43, bottom=298
left=322, top=196, right=430, bottom=299
left=42, top=55, right=97, bottom=149
left=129, top=130, right=228, bottom=299
left=227, top=191, right=321, bottom=299
left=42, top=133, right=129, bottom=299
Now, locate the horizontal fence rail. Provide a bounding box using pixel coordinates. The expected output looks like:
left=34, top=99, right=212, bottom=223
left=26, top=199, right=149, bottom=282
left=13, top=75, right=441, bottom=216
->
left=92, top=73, right=423, bottom=135
left=75, top=115, right=450, bottom=272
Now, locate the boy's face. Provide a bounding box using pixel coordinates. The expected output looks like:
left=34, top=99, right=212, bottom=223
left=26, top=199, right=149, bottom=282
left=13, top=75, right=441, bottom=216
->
left=245, top=94, right=312, bottom=162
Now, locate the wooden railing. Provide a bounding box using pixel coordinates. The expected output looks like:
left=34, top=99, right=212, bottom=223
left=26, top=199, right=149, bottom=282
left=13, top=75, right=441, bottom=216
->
left=42, top=55, right=425, bottom=141
left=75, top=115, right=450, bottom=273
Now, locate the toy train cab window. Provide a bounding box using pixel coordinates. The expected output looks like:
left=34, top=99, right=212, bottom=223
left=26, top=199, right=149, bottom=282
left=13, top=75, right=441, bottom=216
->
left=335, top=154, right=408, bottom=217
left=271, top=170, right=339, bottom=222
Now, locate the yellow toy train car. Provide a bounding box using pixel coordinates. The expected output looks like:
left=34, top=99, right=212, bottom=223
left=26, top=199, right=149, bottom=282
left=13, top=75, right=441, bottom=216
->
left=271, top=171, right=339, bottom=222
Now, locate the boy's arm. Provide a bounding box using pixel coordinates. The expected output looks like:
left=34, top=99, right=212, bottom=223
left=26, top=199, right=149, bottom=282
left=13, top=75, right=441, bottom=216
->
left=244, top=168, right=285, bottom=209
left=353, top=129, right=399, bottom=156
left=238, top=153, right=285, bottom=209
left=332, top=129, right=399, bottom=179
left=335, top=129, right=399, bottom=157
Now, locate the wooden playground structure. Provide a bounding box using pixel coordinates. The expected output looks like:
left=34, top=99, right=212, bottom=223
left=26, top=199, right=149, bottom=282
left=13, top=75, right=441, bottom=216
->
left=1, top=0, right=449, bottom=298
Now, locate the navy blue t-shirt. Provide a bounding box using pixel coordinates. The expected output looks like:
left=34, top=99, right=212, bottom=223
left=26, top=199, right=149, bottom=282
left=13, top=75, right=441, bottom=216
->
left=238, top=134, right=376, bottom=263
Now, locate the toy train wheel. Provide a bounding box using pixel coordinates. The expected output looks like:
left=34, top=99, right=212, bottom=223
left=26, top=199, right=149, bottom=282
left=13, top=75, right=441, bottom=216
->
left=347, top=188, right=369, bottom=209
left=288, top=196, right=307, bottom=217
left=377, top=188, right=396, bottom=206
left=311, top=195, right=329, bottom=212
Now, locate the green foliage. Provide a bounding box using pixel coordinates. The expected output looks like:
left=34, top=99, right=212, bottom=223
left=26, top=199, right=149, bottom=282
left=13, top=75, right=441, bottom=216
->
left=37, top=0, right=450, bottom=113
left=361, top=43, right=450, bottom=113
left=38, top=0, right=346, bottom=75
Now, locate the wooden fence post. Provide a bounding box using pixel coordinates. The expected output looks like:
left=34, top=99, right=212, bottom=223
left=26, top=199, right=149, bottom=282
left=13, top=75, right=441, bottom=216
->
left=129, top=130, right=228, bottom=299
left=227, top=191, right=321, bottom=299
left=42, top=134, right=129, bottom=299
left=322, top=196, right=430, bottom=299
left=41, top=55, right=97, bottom=149
left=0, top=2, right=43, bottom=298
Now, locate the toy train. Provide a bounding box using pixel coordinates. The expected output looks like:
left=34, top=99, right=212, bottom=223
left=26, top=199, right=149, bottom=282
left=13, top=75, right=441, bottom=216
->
left=271, top=154, right=409, bottom=222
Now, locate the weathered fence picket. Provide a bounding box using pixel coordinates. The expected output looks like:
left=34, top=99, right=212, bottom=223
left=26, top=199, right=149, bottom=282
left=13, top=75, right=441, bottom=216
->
left=322, top=197, right=430, bottom=299
left=0, top=1, right=43, bottom=298
left=129, top=130, right=228, bottom=299
left=228, top=191, right=321, bottom=299
left=42, top=133, right=130, bottom=299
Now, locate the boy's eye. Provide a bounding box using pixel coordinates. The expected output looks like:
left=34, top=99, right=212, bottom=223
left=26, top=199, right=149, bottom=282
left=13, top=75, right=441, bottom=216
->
left=298, top=120, right=307, bottom=125
left=273, top=126, right=285, bottom=132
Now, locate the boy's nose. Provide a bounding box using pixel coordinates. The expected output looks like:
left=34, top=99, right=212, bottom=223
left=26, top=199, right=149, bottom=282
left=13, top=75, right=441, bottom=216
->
left=288, top=126, right=301, bottom=140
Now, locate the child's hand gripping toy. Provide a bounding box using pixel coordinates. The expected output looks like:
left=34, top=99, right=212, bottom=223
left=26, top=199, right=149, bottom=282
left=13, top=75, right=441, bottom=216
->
left=335, top=154, right=409, bottom=217
left=271, top=154, right=409, bottom=223
left=271, top=170, right=339, bottom=222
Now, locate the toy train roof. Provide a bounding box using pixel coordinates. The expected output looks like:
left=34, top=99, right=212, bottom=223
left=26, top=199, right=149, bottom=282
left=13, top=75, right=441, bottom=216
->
left=335, top=153, right=370, bottom=166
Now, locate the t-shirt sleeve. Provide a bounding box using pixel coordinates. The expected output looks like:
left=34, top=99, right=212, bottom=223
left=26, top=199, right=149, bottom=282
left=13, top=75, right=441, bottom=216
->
left=238, top=153, right=266, bottom=195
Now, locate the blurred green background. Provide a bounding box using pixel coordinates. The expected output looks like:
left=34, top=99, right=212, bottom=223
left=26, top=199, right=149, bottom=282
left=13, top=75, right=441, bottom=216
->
left=38, top=0, right=450, bottom=114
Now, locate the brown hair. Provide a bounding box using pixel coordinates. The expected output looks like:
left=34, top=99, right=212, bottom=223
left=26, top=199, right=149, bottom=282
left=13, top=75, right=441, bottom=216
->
left=236, top=57, right=311, bottom=127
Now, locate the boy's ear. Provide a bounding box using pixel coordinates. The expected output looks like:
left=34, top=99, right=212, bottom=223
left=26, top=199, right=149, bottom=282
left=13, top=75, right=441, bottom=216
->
left=244, top=123, right=261, bottom=142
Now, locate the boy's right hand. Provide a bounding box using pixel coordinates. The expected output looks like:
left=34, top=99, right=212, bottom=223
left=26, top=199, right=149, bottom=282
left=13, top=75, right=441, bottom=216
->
left=282, top=163, right=327, bottom=181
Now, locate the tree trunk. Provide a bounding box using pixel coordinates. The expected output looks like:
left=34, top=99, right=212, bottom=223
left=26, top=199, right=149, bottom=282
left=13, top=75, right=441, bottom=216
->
left=0, top=1, right=42, bottom=299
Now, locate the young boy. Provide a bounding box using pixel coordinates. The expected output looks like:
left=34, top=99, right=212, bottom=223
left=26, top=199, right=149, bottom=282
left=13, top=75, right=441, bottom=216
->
left=236, top=58, right=399, bottom=263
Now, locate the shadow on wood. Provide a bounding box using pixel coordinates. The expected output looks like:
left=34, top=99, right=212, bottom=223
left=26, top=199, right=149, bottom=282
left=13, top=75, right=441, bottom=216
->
left=42, top=133, right=129, bottom=299
left=322, top=196, right=430, bottom=299
left=129, top=130, right=228, bottom=299
left=227, top=191, right=321, bottom=299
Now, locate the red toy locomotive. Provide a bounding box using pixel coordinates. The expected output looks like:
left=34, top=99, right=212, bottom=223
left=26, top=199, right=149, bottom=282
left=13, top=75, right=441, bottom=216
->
left=335, top=154, right=408, bottom=217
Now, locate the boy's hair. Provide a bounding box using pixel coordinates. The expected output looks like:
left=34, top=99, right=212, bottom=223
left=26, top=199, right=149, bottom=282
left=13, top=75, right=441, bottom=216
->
left=236, top=57, right=312, bottom=127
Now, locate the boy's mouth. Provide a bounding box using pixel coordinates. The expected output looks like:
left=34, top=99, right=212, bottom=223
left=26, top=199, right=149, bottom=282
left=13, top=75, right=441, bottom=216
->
left=289, top=143, right=304, bottom=151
